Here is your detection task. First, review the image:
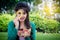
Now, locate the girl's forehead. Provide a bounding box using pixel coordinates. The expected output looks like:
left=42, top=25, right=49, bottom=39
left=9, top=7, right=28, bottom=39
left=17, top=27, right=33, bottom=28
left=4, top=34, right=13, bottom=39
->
left=17, top=9, right=25, bottom=13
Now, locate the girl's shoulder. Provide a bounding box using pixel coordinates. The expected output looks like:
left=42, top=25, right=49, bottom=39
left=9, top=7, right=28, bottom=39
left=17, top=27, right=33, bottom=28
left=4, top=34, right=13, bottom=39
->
left=8, top=20, right=15, bottom=28
left=8, top=20, right=15, bottom=25
left=30, top=22, right=36, bottom=28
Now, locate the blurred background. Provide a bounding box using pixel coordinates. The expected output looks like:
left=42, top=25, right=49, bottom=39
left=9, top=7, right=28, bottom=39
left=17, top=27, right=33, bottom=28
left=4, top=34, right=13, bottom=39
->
left=0, top=0, right=60, bottom=40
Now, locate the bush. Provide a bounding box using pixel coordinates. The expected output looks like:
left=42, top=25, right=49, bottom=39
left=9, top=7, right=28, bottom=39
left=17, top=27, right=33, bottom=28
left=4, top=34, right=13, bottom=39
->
left=30, top=14, right=60, bottom=33
left=0, top=14, right=14, bottom=32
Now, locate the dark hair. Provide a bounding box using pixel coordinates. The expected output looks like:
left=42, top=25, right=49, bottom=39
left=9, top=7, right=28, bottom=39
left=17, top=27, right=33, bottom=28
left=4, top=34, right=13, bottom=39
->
left=15, top=2, right=31, bottom=29
left=15, top=2, right=30, bottom=12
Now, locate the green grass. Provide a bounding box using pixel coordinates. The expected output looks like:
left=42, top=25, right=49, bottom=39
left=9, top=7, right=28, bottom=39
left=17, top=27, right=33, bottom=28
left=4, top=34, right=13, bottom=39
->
left=36, top=32, right=60, bottom=40
left=0, top=32, right=60, bottom=40
left=0, top=32, right=7, bottom=40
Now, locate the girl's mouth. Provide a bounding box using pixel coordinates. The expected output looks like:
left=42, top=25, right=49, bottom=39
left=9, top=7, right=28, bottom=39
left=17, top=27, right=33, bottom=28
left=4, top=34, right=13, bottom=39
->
left=20, top=17, right=25, bottom=20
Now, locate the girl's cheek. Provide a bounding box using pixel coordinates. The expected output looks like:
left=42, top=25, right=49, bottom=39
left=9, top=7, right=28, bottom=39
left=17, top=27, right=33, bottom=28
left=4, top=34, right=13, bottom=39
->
left=19, top=16, right=21, bottom=18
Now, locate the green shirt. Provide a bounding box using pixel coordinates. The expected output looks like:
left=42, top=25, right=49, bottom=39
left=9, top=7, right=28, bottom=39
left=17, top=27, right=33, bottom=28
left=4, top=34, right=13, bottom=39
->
left=8, top=21, right=36, bottom=40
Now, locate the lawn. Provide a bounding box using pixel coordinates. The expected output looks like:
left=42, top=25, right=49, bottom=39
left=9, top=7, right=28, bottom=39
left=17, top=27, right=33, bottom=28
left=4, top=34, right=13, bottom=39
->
left=0, top=32, right=7, bottom=40
left=0, top=32, right=60, bottom=40
left=36, top=32, right=60, bottom=40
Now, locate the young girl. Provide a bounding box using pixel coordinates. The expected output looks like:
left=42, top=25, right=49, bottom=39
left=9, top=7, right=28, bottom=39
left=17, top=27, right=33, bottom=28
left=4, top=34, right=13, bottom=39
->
left=8, top=2, right=36, bottom=40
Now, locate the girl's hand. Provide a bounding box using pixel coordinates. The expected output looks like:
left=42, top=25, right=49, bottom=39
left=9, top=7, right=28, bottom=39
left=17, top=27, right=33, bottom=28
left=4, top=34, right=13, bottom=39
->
left=18, top=28, right=31, bottom=37
left=18, top=30, right=24, bottom=37
left=13, top=16, right=19, bottom=29
left=24, top=28, right=31, bottom=37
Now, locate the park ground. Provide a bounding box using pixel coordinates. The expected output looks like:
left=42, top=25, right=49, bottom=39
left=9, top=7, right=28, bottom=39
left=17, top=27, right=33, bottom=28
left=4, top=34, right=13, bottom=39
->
left=0, top=32, right=60, bottom=40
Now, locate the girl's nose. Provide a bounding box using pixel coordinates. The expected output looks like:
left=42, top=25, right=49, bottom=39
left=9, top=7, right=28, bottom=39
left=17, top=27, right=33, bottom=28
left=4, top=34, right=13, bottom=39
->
left=19, top=14, right=23, bottom=18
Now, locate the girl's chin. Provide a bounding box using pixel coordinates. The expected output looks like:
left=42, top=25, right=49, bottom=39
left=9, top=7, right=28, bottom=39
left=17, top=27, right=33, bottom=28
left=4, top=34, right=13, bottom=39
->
left=19, top=20, right=25, bottom=22
left=18, top=18, right=25, bottom=22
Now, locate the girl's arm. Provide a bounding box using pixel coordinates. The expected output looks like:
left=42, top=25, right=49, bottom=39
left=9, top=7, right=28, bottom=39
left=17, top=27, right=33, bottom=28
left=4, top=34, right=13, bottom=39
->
left=30, top=22, right=36, bottom=40
left=8, top=21, right=17, bottom=40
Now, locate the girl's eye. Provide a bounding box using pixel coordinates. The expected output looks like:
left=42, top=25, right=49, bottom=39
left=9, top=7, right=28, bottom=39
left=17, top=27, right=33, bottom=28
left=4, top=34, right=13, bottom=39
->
left=23, top=12, right=26, bottom=15
left=18, top=12, right=21, bottom=14
left=23, top=13, right=25, bottom=14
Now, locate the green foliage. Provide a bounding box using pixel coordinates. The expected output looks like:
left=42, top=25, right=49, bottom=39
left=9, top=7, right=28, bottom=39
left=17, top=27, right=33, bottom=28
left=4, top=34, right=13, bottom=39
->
left=0, top=14, right=14, bottom=32
left=33, top=0, right=42, bottom=5
left=30, top=14, right=60, bottom=33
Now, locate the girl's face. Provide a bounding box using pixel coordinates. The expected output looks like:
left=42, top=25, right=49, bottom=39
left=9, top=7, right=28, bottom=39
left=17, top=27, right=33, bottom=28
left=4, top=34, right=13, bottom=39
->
left=16, top=9, right=27, bottom=22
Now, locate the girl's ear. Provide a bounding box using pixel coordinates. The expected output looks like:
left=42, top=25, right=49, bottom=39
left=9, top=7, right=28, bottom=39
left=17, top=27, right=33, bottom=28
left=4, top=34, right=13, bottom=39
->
left=15, top=13, right=17, bottom=17
left=16, top=14, right=17, bottom=17
left=15, top=11, right=17, bottom=17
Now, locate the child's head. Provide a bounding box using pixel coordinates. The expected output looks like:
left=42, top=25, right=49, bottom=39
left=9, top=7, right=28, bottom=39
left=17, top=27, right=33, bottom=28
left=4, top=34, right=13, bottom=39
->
left=14, top=2, right=31, bottom=29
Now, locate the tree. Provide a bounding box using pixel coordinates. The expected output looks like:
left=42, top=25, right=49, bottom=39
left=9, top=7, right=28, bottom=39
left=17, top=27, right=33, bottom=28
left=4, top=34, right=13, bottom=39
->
left=0, top=0, right=34, bottom=11
left=33, top=0, right=42, bottom=5
left=53, top=0, right=60, bottom=13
